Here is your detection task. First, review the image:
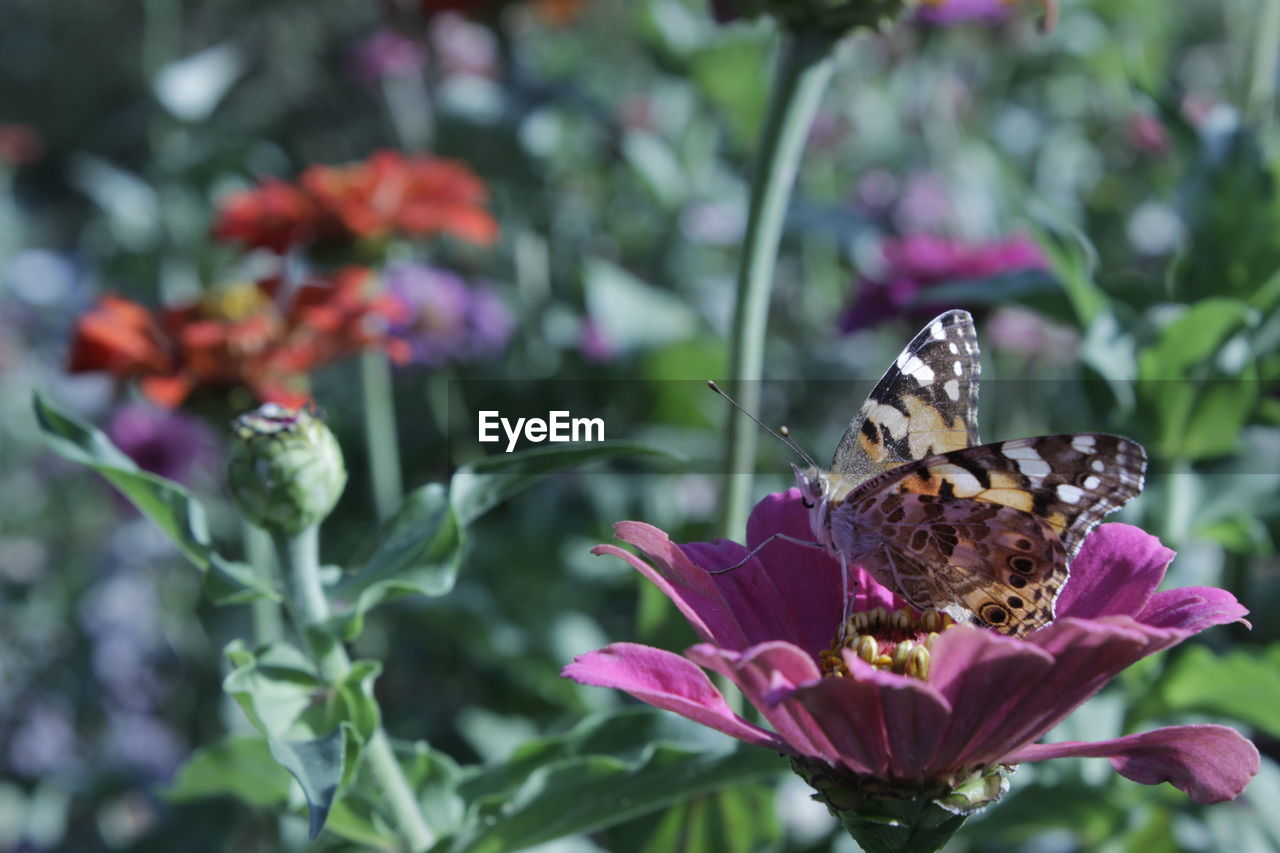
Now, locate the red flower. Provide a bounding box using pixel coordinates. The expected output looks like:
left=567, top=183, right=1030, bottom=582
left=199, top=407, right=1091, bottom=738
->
left=68, top=268, right=399, bottom=408
left=213, top=150, right=498, bottom=254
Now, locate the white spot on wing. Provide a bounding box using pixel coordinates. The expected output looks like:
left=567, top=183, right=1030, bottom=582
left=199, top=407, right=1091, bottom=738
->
left=1072, top=435, right=1097, bottom=454
left=953, top=361, right=963, bottom=376
left=949, top=342, right=959, bottom=354
left=1091, top=459, right=1105, bottom=472
left=943, top=379, right=960, bottom=400
left=901, top=355, right=934, bottom=384
left=867, top=404, right=908, bottom=439
left=1003, top=441, right=1050, bottom=477
left=1083, top=475, right=1101, bottom=490
left=930, top=320, right=946, bottom=340
left=1057, top=484, right=1083, bottom=504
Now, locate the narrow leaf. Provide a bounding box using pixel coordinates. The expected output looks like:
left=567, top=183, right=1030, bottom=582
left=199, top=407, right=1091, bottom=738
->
left=450, top=441, right=672, bottom=527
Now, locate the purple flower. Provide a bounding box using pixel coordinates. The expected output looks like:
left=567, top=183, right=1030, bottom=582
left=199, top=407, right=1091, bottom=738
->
left=348, top=29, right=428, bottom=85
left=916, top=0, right=1017, bottom=25
left=106, top=404, right=220, bottom=487
left=384, top=263, right=513, bottom=366
left=564, top=491, right=1258, bottom=810
left=839, top=234, right=1048, bottom=334
left=578, top=320, right=616, bottom=364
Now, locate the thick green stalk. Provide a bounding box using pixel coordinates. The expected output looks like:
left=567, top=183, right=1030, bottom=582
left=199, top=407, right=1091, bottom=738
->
left=721, top=30, right=838, bottom=539
left=361, top=349, right=405, bottom=523
left=1248, top=0, right=1280, bottom=127
left=272, top=525, right=434, bottom=851
left=242, top=521, right=283, bottom=644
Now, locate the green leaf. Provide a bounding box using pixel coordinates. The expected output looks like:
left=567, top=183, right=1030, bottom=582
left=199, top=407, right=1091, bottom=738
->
left=640, top=786, right=779, bottom=853
left=438, top=708, right=785, bottom=853
left=1157, top=645, right=1280, bottom=738
left=267, top=728, right=351, bottom=841
left=584, top=259, right=700, bottom=356
left=1136, top=300, right=1260, bottom=459
left=1138, top=298, right=1254, bottom=378
left=330, top=484, right=465, bottom=640
left=164, top=735, right=293, bottom=808
left=222, top=640, right=366, bottom=839
left=31, top=392, right=277, bottom=605
left=450, top=441, right=673, bottom=528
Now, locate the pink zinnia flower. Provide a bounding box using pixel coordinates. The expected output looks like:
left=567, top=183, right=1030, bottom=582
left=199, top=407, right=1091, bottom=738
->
left=839, top=234, right=1049, bottom=334
left=564, top=491, right=1257, bottom=839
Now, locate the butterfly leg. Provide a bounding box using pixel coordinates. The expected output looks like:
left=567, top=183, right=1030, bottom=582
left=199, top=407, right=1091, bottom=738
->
left=706, top=533, right=828, bottom=575
left=839, top=550, right=853, bottom=626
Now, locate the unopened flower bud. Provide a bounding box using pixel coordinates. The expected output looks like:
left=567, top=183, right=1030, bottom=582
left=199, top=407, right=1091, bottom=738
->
left=227, top=404, right=347, bottom=534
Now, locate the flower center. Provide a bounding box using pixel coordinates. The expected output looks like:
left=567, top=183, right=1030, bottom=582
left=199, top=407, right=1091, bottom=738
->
left=201, top=282, right=273, bottom=323
left=820, top=607, right=955, bottom=681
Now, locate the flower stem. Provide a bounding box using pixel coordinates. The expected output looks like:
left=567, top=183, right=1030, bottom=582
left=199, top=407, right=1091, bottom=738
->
left=1248, top=0, right=1280, bottom=128
left=242, top=520, right=283, bottom=644
left=721, top=30, right=837, bottom=539
left=361, top=349, right=404, bottom=523
left=272, top=524, right=435, bottom=851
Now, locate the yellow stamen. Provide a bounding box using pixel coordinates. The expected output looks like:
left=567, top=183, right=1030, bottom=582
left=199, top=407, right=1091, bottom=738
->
left=821, top=608, right=954, bottom=681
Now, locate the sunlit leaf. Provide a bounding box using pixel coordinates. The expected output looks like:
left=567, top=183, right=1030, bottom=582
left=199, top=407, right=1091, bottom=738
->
left=164, top=735, right=293, bottom=808
left=436, top=708, right=784, bottom=853
left=449, top=441, right=674, bottom=527
left=32, top=392, right=277, bottom=605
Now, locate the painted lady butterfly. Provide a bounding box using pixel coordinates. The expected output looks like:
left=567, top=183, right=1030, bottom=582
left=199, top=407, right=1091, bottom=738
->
left=793, top=310, right=1147, bottom=636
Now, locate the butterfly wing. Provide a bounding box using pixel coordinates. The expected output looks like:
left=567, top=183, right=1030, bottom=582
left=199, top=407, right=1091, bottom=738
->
left=836, top=434, right=1147, bottom=634
left=850, top=492, right=1069, bottom=636
left=831, top=310, right=981, bottom=485
left=856, top=434, right=1147, bottom=560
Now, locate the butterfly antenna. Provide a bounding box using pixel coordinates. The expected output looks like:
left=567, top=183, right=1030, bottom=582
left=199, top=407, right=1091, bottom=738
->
left=706, top=380, right=818, bottom=467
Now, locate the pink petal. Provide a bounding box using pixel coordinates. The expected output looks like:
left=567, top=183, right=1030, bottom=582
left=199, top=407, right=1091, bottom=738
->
left=1055, top=524, right=1174, bottom=620
left=1138, top=586, right=1251, bottom=632
left=1010, top=725, right=1259, bottom=804
left=741, top=490, right=903, bottom=654
left=988, top=617, right=1180, bottom=755
left=594, top=522, right=749, bottom=649
left=686, top=642, right=837, bottom=762
left=923, top=625, right=1055, bottom=773
left=562, top=643, right=787, bottom=752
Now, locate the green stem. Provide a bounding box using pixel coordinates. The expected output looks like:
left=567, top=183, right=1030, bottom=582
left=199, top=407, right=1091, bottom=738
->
left=272, top=525, right=435, bottom=851
left=720, top=30, right=837, bottom=540
left=1248, top=0, right=1280, bottom=128
left=242, top=521, right=283, bottom=644
left=362, top=349, right=405, bottom=523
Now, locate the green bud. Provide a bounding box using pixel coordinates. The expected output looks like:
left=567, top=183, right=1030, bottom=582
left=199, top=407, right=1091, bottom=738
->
left=227, top=404, right=347, bottom=534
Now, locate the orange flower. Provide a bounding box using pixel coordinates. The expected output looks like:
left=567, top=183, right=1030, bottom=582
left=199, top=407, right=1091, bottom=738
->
left=213, top=150, right=498, bottom=253
left=68, top=269, right=399, bottom=408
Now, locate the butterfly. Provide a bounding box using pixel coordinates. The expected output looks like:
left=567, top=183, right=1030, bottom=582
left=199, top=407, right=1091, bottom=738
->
left=791, top=309, right=1147, bottom=637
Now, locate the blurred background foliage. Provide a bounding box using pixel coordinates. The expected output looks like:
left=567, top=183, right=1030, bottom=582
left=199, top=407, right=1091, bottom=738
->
left=1, top=0, right=1279, bottom=850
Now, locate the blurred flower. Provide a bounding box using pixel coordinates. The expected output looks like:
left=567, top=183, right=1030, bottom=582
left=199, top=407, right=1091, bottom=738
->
left=430, top=13, right=499, bottom=78
left=105, top=712, right=186, bottom=780
left=1126, top=112, right=1171, bottom=158
left=985, top=305, right=1078, bottom=361
left=213, top=150, right=498, bottom=254
left=349, top=29, right=428, bottom=85
left=8, top=700, right=80, bottom=778
left=565, top=493, right=1257, bottom=839
left=383, top=262, right=513, bottom=366
left=915, top=0, right=1017, bottom=25
left=578, top=319, right=615, bottom=363
left=68, top=268, right=399, bottom=407
left=839, top=234, right=1047, bottom=334
left=227, top=403, right=348, bottom=535
left=0, top=123, right=43, bottom=167
left=106, top=404, right=220, bottom=486
left=893, top=172, right=952, bottom=233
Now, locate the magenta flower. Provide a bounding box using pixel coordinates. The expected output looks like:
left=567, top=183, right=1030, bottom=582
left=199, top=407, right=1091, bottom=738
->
left=564, top=491, right=1257, bottom=840
left=915, top=0, right=1017, bottom=25
left=839, top=234, right=1048, bottom=333
left=106, top=404, right=220, bottom=487
left=347, top=29, right=428, bottom=85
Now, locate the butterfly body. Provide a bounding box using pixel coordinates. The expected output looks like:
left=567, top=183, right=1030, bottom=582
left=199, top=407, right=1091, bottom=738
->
left=795, top=310, right=1147, bottom=636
